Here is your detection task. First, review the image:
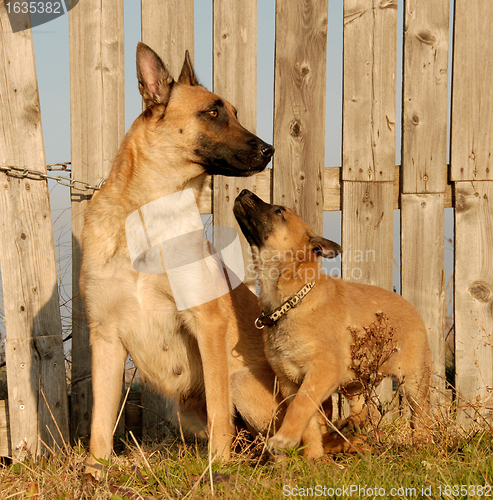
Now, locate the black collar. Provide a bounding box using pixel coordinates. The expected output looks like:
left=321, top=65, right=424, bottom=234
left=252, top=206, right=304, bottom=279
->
left=255, top=281, right=316, bottom=329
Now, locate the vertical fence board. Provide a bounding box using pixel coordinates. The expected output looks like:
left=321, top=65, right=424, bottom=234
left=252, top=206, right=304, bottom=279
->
left=450, top=2, right=493, bottom=182
left=342, top=0, right=396, bottom=286
left=342, top=0, right=397, bottom=183
left=141, top=0, right=194, bottom=440
left=342, top=0, right=396, bottom=284
left=69, top=0, right=125, bottom=441
left=272, top=0, right=328, bottom=233
left=401, top=195, right=446, bottom=402
left=141, top=0, right=194, bottom=77
left=454, top=182, right=493, bottom=422
left=452, top=1, right=493, bottom=423
left=342, top=182, right=393, bottom=289
left=401, top=0, right=449, bottom=195
left=342, top=0, right=397, bottom=406
left=401, top=0, right=449, bottom=406
left=0, top=400, right=11, bottom=456
left=0, top=7, right=69, bottom=457
left=213, top=0, right=258, bottom=290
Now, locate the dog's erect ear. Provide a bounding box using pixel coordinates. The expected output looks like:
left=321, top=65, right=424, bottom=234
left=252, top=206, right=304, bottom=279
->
left=309, top=234, right=342, bottom=259
left=178, top=50, right=199, bottom=86
left=136, top=42, right=174, bottom=108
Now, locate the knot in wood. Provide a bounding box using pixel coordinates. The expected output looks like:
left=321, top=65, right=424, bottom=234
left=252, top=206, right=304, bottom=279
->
left=416, top=29, right=437, bottom=46
left=300, top=64, right=310, bottom=78
left=289, top=119, right=301, bottom=137
left=468, top=282, right=491, bottom=303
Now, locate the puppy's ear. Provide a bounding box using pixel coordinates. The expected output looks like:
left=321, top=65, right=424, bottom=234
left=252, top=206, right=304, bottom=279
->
left=178, top=50, right=199, bottom=86
left=136, top=42, right=174, bottom=108
left=309, top=234, right=342, bottom=259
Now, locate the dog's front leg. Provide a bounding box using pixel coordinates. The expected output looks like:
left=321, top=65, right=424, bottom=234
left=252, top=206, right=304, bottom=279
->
left=279, top=377, right=325, bottom=460
left=186, top=303, right=233, bottom=461
left=268, top=367, right=340, bottom=457
left=85, top=332, right=128, bottom=480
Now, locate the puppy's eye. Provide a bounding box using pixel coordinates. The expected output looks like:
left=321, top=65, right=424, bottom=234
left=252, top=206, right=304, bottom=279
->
left=274, top=208, right=283, bottom=216
left=209, top=109, right=218, bottom=118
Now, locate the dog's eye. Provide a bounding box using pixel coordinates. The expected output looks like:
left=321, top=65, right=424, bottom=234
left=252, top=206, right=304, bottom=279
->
left=209, top=109, right=218, bottom=118
left=274, top=208, right=283, bottom=216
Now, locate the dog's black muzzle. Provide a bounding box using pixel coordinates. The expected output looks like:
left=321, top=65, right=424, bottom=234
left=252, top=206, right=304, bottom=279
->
left=233, top=189, right=273, bottom=248
left=200, top=133, right=274, bottom=177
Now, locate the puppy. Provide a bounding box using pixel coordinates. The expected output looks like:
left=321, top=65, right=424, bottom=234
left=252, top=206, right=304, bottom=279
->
left=234, top=189, right=432, bottom=458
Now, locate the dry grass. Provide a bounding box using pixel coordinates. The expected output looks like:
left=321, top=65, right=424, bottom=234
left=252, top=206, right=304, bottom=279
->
left=1, top=411, right=493, bottom=499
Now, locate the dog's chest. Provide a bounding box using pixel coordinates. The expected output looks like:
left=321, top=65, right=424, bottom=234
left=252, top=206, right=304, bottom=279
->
left=264, top=322, right=310, bottom=384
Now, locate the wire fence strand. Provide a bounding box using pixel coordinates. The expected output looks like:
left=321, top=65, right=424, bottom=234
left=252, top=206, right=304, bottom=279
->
left=0, top=162, right=105, bottom=191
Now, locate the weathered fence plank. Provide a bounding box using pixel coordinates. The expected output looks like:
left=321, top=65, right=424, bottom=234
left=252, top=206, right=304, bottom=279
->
left=402, top=0, right=449, bottom=195
left=454, top=182, right=493, bottom=421
left=401, top=194, right=446, bottom=401
left=342, top=0, right=397, bottom=184
left=141, top=0, right=194, bottom=77
left=0, top=6, right=69, bottom=457
left=342, top=0, right=397, bottom=405
left=451, top=0, right=493, bottom=423
left=401, top=0, right=449, bottom=405
left=341, top=0, right=396, bottom=287
left=342, top=182, right=393, bottom=288
left=0, top=400, right=11, bottom=456
left=213, top=0, right=258, bottom=290
left=272, top=0, right=328, bottom=233
left=68, top=0, right=125, bottom=441
left=450, top=1, right=493, bottom=182
left=141, top=0, right=194, bottom=441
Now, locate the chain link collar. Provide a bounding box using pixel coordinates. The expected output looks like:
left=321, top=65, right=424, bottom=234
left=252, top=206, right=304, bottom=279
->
left=255, top=281, right=316, bottom=329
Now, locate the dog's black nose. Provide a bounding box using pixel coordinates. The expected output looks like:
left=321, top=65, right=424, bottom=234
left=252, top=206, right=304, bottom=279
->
left=238, top=189, right=253, bottom=198
left=260, top=144, right=274, bottom=158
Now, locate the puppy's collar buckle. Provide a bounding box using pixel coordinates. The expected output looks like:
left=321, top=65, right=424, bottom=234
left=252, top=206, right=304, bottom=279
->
left=255, top=281, right=316, bottom=329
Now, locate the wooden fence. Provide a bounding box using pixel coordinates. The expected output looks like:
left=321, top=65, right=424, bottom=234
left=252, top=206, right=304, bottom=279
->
left=0, top=0, right=492, bottom=458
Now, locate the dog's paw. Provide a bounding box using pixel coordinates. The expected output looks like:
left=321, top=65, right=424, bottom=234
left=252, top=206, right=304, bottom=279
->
left=84, top=461, right=104, bottom=482
left=301, top=442, right=325, bottom=460
left=267, top=433, right=299, bottom=457
left=332, top=417, right=357, bottom=436
left=333, top=411, right=368, bottom=436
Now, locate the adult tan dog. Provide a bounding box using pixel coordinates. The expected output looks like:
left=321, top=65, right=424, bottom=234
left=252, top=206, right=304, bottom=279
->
left=234, top=189, right=432, bottom=459
left=80, top=43, right=279, bottom=478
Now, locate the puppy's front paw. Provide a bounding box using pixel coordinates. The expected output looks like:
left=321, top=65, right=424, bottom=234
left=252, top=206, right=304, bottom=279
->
left=268, top=433, right=299, bottom=457
left=333, top=408, right=369, bottom=436
left=302, top=442, right=324, bottom=460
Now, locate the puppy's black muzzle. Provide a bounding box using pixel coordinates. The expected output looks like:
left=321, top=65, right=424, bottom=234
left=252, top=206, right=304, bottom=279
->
left=260, top=144, right=275, bottom=158
left=234, top=189, right=273, bottom=248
